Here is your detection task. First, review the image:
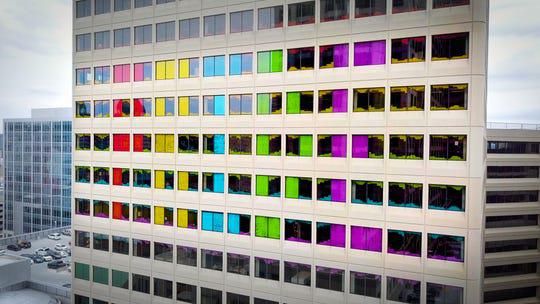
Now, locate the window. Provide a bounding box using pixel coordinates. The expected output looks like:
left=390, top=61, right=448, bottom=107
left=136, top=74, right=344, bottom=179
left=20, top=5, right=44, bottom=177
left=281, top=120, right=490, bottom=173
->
left=230, top=10, right=253, bottom=33
left=74, top=295, right=89, bottom=304
left=431, top=84, right=468, bottom=110
left=427, top=233, right=464, bottom=262
left=286, top=91, right=313, bottom=114
left=94, top=134, right=110, bottom=151
left=133, top=169, right=151, bottom=187
left=156, top=0, right=174, bottom=4
left=93, top=266, right=109, bottom=285
left=486, top=214, right=538, bottom=229
left=433, top=0, right=469, bottom=9
left=133, top=204, right=151, bottom=223
left=203, top=173, right=224, bottom=193
left=177, top=208, right=198, bottom=229
left=355, top=0, right=386, bottom=17
left=487, top=166, right=539, bottom=179
left=485, top=263, right=538, bottom=278
left=256, top=175, right=280, bottom=197
left=286, top=135, right=313, bottom=156
left=389, top=135, right=424, bottom=159
left=254, top=299, right=278, bottom=304
left=316, top=222, right=345, bottom=247
left=154, top=242, right=173, bottom=262
left=178, top=134, right=199, bottom=153
left=486, top=190, right=539, bottom=204
left=316, top=266, right=344, bottom=292
left=177, top=282, right=197, bottom=303
left=229, top=134, right=252, bottom=155
left=94, top=100, right=110, bottom=117
left=112, top=99, right=130, bottom=117
left=112, top=270, right=129, bottom=289
left=204, top=14, right=225, bottom=36
left=75, top=262, right=90, bottom=280
left=432, top=32, right=469, bottom=60
left=317, top=178, right=346, bottom=202
left=154, top=170, right=174, bottom=189
left=134, top=0, right=152, bottom=8
left=255, top=257, right=279, bottom=281
left=75, top=230, right=90, bottom=248
left=177, top=245, right=197, bottom=266
left=156, top=21, right=175, bottom=42
left=132, top=273, right=150, bottom=294
left=133, top=98, right=151, bottom=116
left=112, top=168, right=129, bottom=186
left=257, top=50, right=283, bottom=73
left=94, top=31, right=110, bottom=49
left=282, top=261, right=311, bottom=287
left=75, top=166, right=90, bottom=183
left=390, top=86, right=425, bottom=111
left=351, top=226, right=382, bottom=252
left=201, top=211, right=224, bottom=232
left=229, top=53, right=253, bottom=76
left=113, top=134, right=130, bottom=152
left=76, top=0, right=91, bottom=18
left=228, top=174, right=251, bottom=195
left=285, top=219, right=311, bottom=243
left=488, top=141, right=540, bottom=154
left=113, top=27, right=130, bottom=47
left=259, top=6, right=283, bottom=30
left=76, top=100, right=91, bottom=118
left=179, top=17, right=199, bottom=39
left=134, top=62, right=152, bottom=81
left=318, top=135, right=346, bottom=157
left=427, top=283, right=464, bottom=304
left=178, top=96, right=199, bottom=116
left=156, top=60, right=175, bottom=80
left=352, top=135, right=384, bottom=158
left=227, top=253, right=250, bottom=275
left=114, top=0, right=130, bottom=11
left=256, top=135, right=281, bottom=156
left=201, top=249, right=223, bottom=270
left=179, top=58, right=199, bottom=78
left=76, top=68, right=91, bottom=85
left=203, top=55, right=225, bottom=77
left=227, top=293, right=249, bottom=304
left=386, top=277, right=421, bottom=304
left=113, top=64, right=130, bottom=83
left=485, top=238, right=538, bottom=254
left=257, top=93, right=282, bottom=115
left=94, top=66, right=110, bottom=84
left=318, top=89, right=348, bottom=113
left=388, top=229, right=422, bottom=257
left=93, top=167, right=110, bottom=185
left=93, top=233, right=109, bottom=251
left=133, top=134, right=151, bottom=152
left=288, top=1, right=315, bottom=26
left=229, top=94, right=252, bottom=115
left=154, top=206, right=173, bottom=225
left=389, top=182, right=423, bottom=208
left=350, top=271, right=381, bottom=298
left=134, top=24, right=152, bottom=44
left=93, top=200, right=109, bottom=218
left=75, top=198, right=91, bottom=215
left=203, top=134, right=225, bottom=154
left=255, top=216, right=280, bottom=239
left=320, top=44, right=349, bottom=68
left=285, top=176, right=312, bottom=200
left=201, top=287, right=222, bottom=304
left=353, top=87, right=384, bottom=112
left=430, top=135, right=467, bottom=161
left=354, top=40, right=386, bottom=66
left=112, top=236, right=129, bottom=254
left=392, top=0, right=426, bottom=13
left=76, top=33, right=91, bottom=52
left=155, top=97, right=175, bottom=116
left=429, top=184, right=465, bottom=211
left=203, top=95, right=226, bottom=115
left=321, top=0, right=349, bottom=22
left=287, top=47, right=315, bottom=71
left=95, top=0, right=110, bottom=14
left=178, top=172, right=198, bottom=192
left=392, top=36, right=426, bottom=63
left=76, top=134, right=91, bottom=150
left=153, top=278, right=173, bottom=299
left=133, top=239, right=151, bottom=258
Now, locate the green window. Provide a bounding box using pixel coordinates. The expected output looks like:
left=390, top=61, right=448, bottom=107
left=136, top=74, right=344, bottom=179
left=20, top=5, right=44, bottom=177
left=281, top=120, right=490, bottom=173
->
left=286, top=91, right=314, bottom=114
left=74, top=262, right=90, bottom=281
left=286, top=135, right=313, bottom=156
left=93, top=266, right=109, bottom=285
left=257, top=50, right=283, bottom=73
left=256, top=135, right=281, bottom=156
left=112, top=269, right=129, bottom=289
left=257, top=93, right=282, bottom=115
left=255, top=216, right=280, bottom=239
left=285, top=176, right=312, bottom=200
left=256, top=175, right=281, bottom=197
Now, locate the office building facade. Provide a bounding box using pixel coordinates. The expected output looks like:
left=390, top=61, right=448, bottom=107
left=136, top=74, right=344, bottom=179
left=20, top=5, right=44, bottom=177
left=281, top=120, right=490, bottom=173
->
left=72, top=0, right=488, bottom=303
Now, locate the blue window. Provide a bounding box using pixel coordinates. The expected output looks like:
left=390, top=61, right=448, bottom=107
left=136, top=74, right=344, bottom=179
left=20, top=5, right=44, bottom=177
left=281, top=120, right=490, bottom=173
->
left=94, top=66, right=110, bottom=84
left=76, top=68, right=91, bottom=85
left=203, top=172, right=225, bottom=193
left=203, top=95, right=225, bottom=115
left=229, top=53, right=253, bottom=75
left=203, top=55, right=225, bottom=77
left=227, top=213, right=251, bottom=235
left=203, top=134, right=225, bottom=154
left=202, top=211, right=224, bottom=232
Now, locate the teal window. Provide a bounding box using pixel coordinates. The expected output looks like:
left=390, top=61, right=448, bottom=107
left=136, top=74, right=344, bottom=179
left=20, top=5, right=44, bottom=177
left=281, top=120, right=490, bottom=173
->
left=75, top=262, right=90, bottom=280
left=202, top=211, right=224, bottom=232
left=230, top=53, right=253, bottom=75
left=203, top=172, right=225, bottom=193
left=133, top=169, right=151, bottom=188
left=203, top=134, right=225, bottom=154
left=93, top=266, right=109, bottom=285
left=203, top=95, right=225, bottom=115
left=203, top=55, right=225, bottom=77
left=227, top=213, right=251, bottom=235
left=112, top=269, right=129, bottom=289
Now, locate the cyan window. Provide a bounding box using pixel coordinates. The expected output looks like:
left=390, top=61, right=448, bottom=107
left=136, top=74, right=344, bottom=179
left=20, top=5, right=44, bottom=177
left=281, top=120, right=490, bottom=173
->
left=203, top=55, right=225, bottom=77
left=203, top=172, right=225, bottom=193
left=227, top=213, right=251, bottom=235
left=229, top=53, right=253, bottom=75
left=203, top=134, right=225, bottom=154
left=203, top=95, right=225, bottom=115
left=202, top=211, right=224, bottom=232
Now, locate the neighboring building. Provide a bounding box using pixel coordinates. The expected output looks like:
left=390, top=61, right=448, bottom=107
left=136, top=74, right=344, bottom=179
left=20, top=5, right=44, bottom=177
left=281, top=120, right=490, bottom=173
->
left=3, top=108, right=72, bottom=235
left=0, top=134, right=4, bottom=238
left=72, top=1, right=488, bottom=304
left=484, top=124, right=540, bottom=303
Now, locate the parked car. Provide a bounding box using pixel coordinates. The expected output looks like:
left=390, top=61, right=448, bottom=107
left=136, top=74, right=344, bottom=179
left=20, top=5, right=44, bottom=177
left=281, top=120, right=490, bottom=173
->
left=7, top=244, right=21, bottom=251
left=48, top=233, right=61, bottom=240
left=17, top=240, right=31, bottom=248
left=35, top=247, right=50, bottom=256
left=61, top=229, right=71, bottom=236
left=46, top=250, right=63, bottom=260
left=47, top=260, right=66, bottom=269
left=54, top=244, right=67, bottom=251
left=32, top=255, right=44, bottom=264
left=42, top=255, right=53, bottom=262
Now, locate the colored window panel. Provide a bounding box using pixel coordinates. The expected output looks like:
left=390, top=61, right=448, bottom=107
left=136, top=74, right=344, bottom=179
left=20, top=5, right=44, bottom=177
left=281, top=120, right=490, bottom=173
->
left=351, top=226, right=383, bottom=252
left=354, top=40, right=386, bottom=66
left=133, top=134, right=151, bottom=152
left=154, top=170, right=174, bottom=190
left=113, top=99, right=130, bottom=117
left=256, top=175, right=281, bottom=197
left=113, top=64, right=130, bottom=83
left=318, top=89, right=348, bottom=113
left=285, top=176, right=312, bottom=200
left=202, top=172, right=224, bottom=193
left=316, top=222, right=345, bottom=247
left=178, top=171, right=198, bottom=191
left=257, top=93, right=282, bottom=115
left=113, top=134, right=130, bottom=151
left=154, top=206, right=173, bottom=226
left=156, top=60, right=175, bottom=80
left=112, top=270, right=129, bottom=289
left=201, top=211, right=224, bottom=232
left=203, top=55, right=225, bottom=77
left=286, top=135, right=313, bottom=156
left=230, top=53, right=253, bottom=75
left=257, top=50, right=283, bottom=73
left=178, top=58, right=199, bottom=78
left=317, top=134, right=346, bottom=158
left=352, top=135, right=384, bottom=158
left=287, top=47, right=315, bottom=71
left=75, top=262, right=90, bottom=280
left=227, top=213, right=251, bottom=235
left=256, top=134, right=281, bottom=156
left=255, top=216, right=280, bottom=239
left=178, top=96, right=199, bottom=116
left=134, top=62, right=152, bottom=81
left=177, top=209, right=198, bottom=229
left=203, top=95, right=225, bottom=115
left=112, top=202, right=129, bottom=220
left=203, top=134, right=225, bottom=154
left=155, top=134, right=174, bottom=153
left=112, top=168, right=129, bottom=186
left=286, top=91, right=313, bottom=114
left=133, top=98, right=152, bottom=117
left=317, top=178, right=346, bottom=202
left=155, top=97, right=175, bottom=116
left=320, top=43, right=349, bottom=68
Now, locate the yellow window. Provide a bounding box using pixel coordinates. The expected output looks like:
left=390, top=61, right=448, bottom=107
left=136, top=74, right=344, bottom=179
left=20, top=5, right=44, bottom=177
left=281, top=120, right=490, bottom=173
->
left=177, top=208, right=188, bottom=228
left=154, top=206, right=165, bottom=225
left=178, top=171, right=189, bottom=190
left=178, top=97, right=189, bottom=116
left=156, top=60, right=174, bottom=80
left=165, top=134, right=174, bottom=153
left=165, top=60, right=175, bottom=79
left=156, top=61, right=166, bottom=80
left=155, top=134, right=173, bottom=153
left=179, top=59, right=189, bottom=78
left=156, top=97, right=165, bottom=116
left=155, top=170, right=165, bottom=189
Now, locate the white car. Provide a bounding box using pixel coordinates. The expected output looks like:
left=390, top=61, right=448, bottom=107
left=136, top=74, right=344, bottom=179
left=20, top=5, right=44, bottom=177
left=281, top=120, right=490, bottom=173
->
left=58, top=251, right=68, bottom=258
left=42, top=255, right=53, bottom=262
left=48, top=233, right=61, bottom=240
left=54, top=244, right=67, bottom=251
left=35, top=247, right=50, bottom=256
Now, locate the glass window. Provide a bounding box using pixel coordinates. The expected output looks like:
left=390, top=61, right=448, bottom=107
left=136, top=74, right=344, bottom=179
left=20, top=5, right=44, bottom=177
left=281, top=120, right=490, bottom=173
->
left=177, top=172, right=198, bottom=192
left=350, top=271, right=381, bottom=298
left=227, top=213, right=251, bottom=235
left=177, top=208, right=198, bottom=229
left=228, top=174, right=252, bottom=196
left=316, top=266, right=344, bottom=292
left=154, top=242, right=173, bottom=263
left=93, top=265, right=109, bottom=285
left=112, top=99, right=130, bottom=117
left=155, top=60, right=175, bottom=80
left=132, top=273, right=150, bottom=294
left=203, top=173, right=225, bottom=193
left=256, top=175, right=280, bottom=197
left=112, top=235, right=129, bottom=254
left=201, top=211, right=224, bottom=232
left=431, top=84, right=468, bottom=110
left=75, top=198, right=91, bottom=215
left=201, top=249, right=223, bottom=271
left=203, top=134, right=225, bottom=154
left=229, top=94, right=252, bottom=115
left=134, top=24, right=152, bottom=44
left=112, top=168, right=129, bottom=186
left=386, top=276, right=421, bottom=304
left=94, top=134, right=110, bottom=151
left=488, top=141, right=540, bottom=154
left=258, top=6, right=283, bottom=30
left=75, top=68, right=91, bottom=85
left=229, top=53, right=253, bottom=75
left=178, top=134, right=199, bottom=153
left=427, top=283, right=464, bottom=304
left=389, top=135, right=424, bottom=160
left=133, top=204, right=151, bottom=223
left=352, top=135, right=384, bottom=158
left=433, top=0, right=469, bottom=9
left=203, top=55, right=225, bottom=77
left=112, top=269, right=129, bottom=289
left=113, top=27, right=130, bottom=47
left=75, top=134, right=91, bottom=150
left=427, top=233, right=464, bottom=262
left=93, top=167, right=110, bottom=185
left=316, top=222, right=345, bottom=247
left=74, top=295, right=89, bottom=304
left=286, top=134, right=313, bottom=156
left=95, top=0, right=110, bottom=14
left=257, top=93, right=282, bottom=115
left=133, top=62, right=152, bottom=81
left=485, top=263, right=538, bottom=278
left=256, top=134, right=281, bottom=156
left=390, top=86, right=425, bottom=111
left=204, top=14, right=226, bottom=36
left=255, top=257, right=279, bottom=281
left=114, top=0, right=130, bottom=11
left=133, top=239, right=151, bottom=258
left=284, top=261, right=311, bottom=286
left=133, top=98, right=151, bottom=116
left=389, top=182, right=423, bottom=208
left=285, top=176, right=312, bottom=200
left=391, top=36, right=426, bottom=63
left=230, top=10, right=253, bottom=33
left=134, top=0, right=152, bottom=8
left=355, top=0, right=386, bottom=17
left=320, top=43, right=349, bottom=68
left=287, top=47, right=315, bottom=71
left=318, top=89, right=348, bottom=113
left=392, top=0, right=426, bottom=13
left=113, top=134, right=130, bottom=152
left=486, top=190, right=539, bottom=204
left=180, top=17, right=200, bottom=39
left=354, top=40, right=386, bottom=66
left=94, top=100, right=110, bottom=118
left=94, top=31, right=110, bottom=49
left=286, top=91, right=313, bottom=114
left=317, top=178, right=346, bottom=202
left=485, top=238, right=538, bottom=254
left=177, top=282, right=197, bottom=303
left=227, top=253, right=250, bottom=275
left=75, top=230, right=90, bottom=248
left=178, top=96, right=199, bottom=116
left=133, top=134, right=151, bottom=152
left=156, top=0, right=174, bottom=4
left=388, top=229, right=422, bottom=257
left=154, top=206, right=173, bottom=226
left=227, top=293, right=249, bottom=304
left=257, top=50, right=283, bottom=73
left=428, top=184, right=465, bottom=211
left=76, top=33, right=91, bottom=52
left=155, top=97, right=175, bottom=116
left=201, top=287, right=222, bottom=304
left=320, top=0, right=350, bottom=22
left=133, top=169, right=151, bottom=187
left=75, top=166, right=90, bottom=183
left=285, top=219, right=311, bottom=243
left=485, top=214, right=538, bottom=229
left=255, top=216, right=280, bottom=239
left=317, top=134, right=346, bottom=158
left=154, top=170, right=174, bottom=189
left=288, top=1, right=315, bottom=26
left=487, top=166, right=540, bottom=179
left=351, top=225, right=383, bottom=252
left=429, top=135, right=467, bottom=161
left=179, top=58, right=199, bottom=78
left=75, top=262, right=90, bottom=280
left=203, top=95, right=225, bottom=115
left=113, top=64, right=130, bottom=83
left=94, top=66, right=110, bottom=84
left=93, top=233, right=109, bottom=251
left=229, top=134, right=252, bottom=155
left=177, top=245, right=197, bottom=266
left=76, top=0, right=91, bottom=18
left=156, top=21, right=175, bottom=42
left=353, top=87, right=385, bottom=112
left=432, top=32, right=469, bottom=60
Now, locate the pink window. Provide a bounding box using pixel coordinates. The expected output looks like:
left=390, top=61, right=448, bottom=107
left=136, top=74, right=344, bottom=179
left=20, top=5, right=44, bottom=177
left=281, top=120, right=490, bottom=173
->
left=113, top=64, right=130, bottom=83
left=113, top=134, right=130, bottom=152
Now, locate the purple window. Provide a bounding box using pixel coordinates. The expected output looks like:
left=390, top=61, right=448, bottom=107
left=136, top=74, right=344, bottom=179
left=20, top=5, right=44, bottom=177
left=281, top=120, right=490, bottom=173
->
left=317, top=222, right=345, bottom=248
left=318, top=135, right=346, bottom=158
left=427, top=233, right=464, bottom=262
left=354, top=40, right=386, bottom=66
left=319, top=89, right=348, bottom=113
left=352, top=135, right=368, bottom=158
left=351, top=226, right=383, bottom=252
left=320, top=43, right=349, bottom=68
left=317, top=178, right=346, bottom=202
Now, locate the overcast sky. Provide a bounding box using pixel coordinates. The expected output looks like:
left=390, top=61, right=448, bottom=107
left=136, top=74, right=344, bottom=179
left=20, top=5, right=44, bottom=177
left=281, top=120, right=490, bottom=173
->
left=0, top=0, right=538, bottom=132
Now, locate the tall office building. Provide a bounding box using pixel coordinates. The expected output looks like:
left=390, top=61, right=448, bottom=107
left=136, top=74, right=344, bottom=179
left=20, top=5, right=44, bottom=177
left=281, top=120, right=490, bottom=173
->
left=72, top=0, right=488, bottom=303
left=3, top=108, right=72, bottom=236
left=0, top=133, right=4, bottom=237
left=483, top=125, right=540, bottom=303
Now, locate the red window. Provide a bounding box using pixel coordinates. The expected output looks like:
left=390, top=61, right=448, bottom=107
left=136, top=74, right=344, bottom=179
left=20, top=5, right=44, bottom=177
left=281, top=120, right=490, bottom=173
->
left=113, top=99, right=130, bottom=117
left=113, top=168, right=130, bottom=186
left=133, top=98, right=151, bottom=117
left=113, top=64, right=130, bottom=83
left=112, top=202, right=129, bottom=221
left=133, top=134, right=152, bottom=152
left=113, top=134, right=130, bottom=151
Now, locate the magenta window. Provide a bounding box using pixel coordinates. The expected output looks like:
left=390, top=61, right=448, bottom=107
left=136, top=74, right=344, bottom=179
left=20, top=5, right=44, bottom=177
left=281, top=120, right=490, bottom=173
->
left=320, top=44, right=349, bottom=68
left=352, top=135, right=368, bottom=158
left=354, top=40, right=386, bottom=66
left=113, top=64, right=130, bottom=83
left=318, top=89, right=348, bottom=113
left=316, top=222, right=345, bottom=248
left=317, top=178, right=346, bottom=202
left=318, top=135, right=346, bottom=158
left=351, top=226, right=382, bottom=252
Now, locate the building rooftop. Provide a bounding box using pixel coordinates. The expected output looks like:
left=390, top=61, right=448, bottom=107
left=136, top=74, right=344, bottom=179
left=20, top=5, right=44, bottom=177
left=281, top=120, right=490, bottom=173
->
left=3, top=107, right=71, bottom=122
left=487, top=122, right=540, bottom=130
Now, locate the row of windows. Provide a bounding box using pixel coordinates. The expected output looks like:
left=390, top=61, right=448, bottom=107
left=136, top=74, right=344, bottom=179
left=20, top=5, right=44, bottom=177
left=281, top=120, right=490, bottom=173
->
left=487, top=141, right=540, bottom=154
left=75, top=133, right=467, bottom=161
left=74, top=84, right=468, bottom=118
left=487, top=166, right=540, bottom=179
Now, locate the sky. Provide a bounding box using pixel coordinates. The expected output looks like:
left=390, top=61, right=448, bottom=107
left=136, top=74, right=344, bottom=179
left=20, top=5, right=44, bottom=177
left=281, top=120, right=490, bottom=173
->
left=0, top=0, right=538, bottom=132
